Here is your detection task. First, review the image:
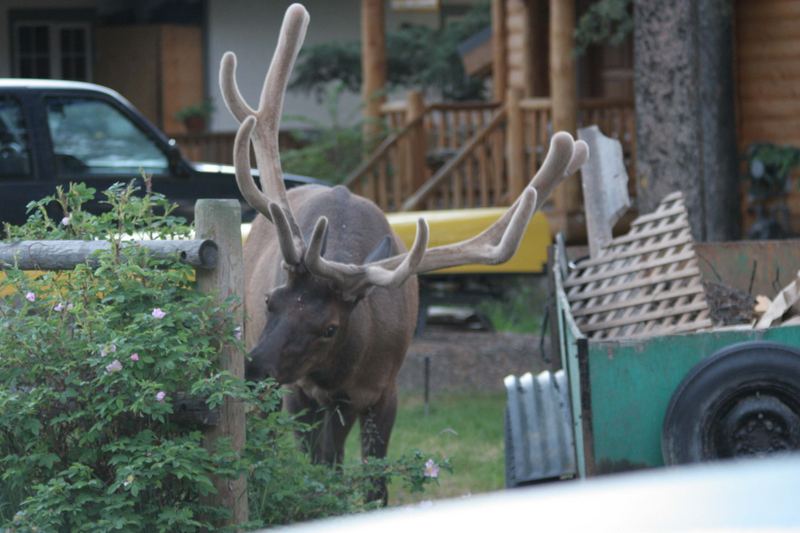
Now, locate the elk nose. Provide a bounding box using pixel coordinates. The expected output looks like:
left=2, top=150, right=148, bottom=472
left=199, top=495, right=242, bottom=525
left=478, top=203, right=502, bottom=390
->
left=244, top=355, right=278, bottom=382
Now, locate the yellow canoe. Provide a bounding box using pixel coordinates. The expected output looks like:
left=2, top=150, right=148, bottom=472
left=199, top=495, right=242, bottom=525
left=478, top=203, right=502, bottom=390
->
left=386, top=208, right=550, bottom=275
left=4, top=208, right=549, bottom=296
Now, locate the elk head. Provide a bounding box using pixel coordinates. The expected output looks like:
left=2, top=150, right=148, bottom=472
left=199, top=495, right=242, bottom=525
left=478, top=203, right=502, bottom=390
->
left=220, top=3, right=589, bottom=386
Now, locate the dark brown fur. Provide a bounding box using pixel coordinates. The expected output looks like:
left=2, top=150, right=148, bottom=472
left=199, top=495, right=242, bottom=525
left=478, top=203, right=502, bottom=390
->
left=244, top=185, right=417, bottom=495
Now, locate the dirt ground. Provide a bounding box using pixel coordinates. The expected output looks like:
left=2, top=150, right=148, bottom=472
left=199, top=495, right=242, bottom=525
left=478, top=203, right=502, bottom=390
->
left=396, top=325, right=549, bottom=393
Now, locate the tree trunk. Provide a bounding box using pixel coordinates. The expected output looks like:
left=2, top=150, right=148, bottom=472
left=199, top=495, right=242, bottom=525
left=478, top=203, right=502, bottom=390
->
left=634, top=0, right=740, bottom=241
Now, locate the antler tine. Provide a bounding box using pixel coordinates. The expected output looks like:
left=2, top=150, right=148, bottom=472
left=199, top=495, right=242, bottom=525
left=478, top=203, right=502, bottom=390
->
left=467, top=131, right=577, bottom=245
left=219, top=52, right=256, bottom=122
left=257, top=3, right=309, bottom=121
left=268, top=202, right=303, bottom=267
left=220, top=4, right=309, bottom=255
left=248, top=4, right=309, bottom=227
left=305, top=217, right=430, bottom=294
left=233, top=116, right=273, bottom=221
left=363, top=132, right=585, bottom=274
left=532, top=134, right=588, bottom=209
left=407, top=187, right=538, bottom=270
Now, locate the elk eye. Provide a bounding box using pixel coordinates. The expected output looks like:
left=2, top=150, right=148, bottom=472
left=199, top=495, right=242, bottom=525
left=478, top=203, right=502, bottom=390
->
left=323, top=325, right=338, bottom=338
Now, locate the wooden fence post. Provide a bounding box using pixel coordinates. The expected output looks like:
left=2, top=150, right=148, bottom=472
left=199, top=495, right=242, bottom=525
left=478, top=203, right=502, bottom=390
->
left=406, top=90, right=428, bottom=193
left=195, top=199, right=248, bottom=527
left=506, top=88, right=525, bottom=201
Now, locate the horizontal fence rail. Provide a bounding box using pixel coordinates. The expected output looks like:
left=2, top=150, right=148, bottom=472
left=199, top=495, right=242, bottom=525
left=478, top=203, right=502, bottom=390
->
left=0, top=239, right=218, bottom=270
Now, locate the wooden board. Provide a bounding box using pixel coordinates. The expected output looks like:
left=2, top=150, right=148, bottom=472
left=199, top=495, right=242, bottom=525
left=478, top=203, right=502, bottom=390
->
left=564, top=192, right=712, bottom=340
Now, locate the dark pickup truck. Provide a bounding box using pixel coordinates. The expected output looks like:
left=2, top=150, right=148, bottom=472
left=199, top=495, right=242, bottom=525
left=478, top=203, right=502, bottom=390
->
left=0, top=79, right=316, bottom=226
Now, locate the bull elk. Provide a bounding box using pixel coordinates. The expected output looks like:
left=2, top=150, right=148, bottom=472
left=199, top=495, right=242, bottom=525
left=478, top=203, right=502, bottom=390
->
left=220, top=3, right=588, bottom=503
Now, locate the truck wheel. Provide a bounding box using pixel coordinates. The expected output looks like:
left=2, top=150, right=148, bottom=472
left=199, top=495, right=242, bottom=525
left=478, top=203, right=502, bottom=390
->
left=662, top=341, right=800, bottom=465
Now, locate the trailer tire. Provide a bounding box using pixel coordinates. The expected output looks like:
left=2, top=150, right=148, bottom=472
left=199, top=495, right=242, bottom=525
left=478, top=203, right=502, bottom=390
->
left=662, top=341, right=800, bottom=465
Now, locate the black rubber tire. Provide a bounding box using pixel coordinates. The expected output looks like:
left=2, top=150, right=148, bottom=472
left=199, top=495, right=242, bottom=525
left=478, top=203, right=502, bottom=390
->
left=662, top=341, right=800, bottom=465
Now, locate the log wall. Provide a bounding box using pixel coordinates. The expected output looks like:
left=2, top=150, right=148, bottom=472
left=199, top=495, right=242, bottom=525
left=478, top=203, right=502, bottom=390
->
left=736, top=0, right=800, bottom=149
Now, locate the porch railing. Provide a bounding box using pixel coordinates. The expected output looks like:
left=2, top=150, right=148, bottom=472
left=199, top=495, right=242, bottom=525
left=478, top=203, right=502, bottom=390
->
left=172, top=96, right=636, bottom=218
left=172, top=132, right=237, bottom=165
left=352, top=92, right=635, bottom=213
left=402, top=106, right=508, bottom=210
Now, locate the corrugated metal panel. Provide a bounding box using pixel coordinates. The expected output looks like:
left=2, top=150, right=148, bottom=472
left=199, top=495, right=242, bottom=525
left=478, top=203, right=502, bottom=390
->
left=504, top=369, right=576, bottom=487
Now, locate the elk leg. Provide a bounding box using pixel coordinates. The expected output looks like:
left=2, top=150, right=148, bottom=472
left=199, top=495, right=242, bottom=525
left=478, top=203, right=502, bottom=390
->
left=319, top=400, right=357, bottom=465
left=284, top=388, right=358, bottom=464
left=359, top=388, right=398, bottom=505
left=283, top=386, right=327, bottom=461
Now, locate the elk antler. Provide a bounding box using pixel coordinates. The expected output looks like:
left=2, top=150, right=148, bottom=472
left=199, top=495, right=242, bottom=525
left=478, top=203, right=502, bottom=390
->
left=304, top=131, right=589, bottom=293
left=222, top=4, right=589, bottom=294
left=305, top=217, right=430, bottom=295
left=220, top=3, right=309, bottom=264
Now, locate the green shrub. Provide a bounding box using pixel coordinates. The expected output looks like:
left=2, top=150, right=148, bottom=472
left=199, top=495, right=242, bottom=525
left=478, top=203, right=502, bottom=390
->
left=0, top=182, right=446, bottom=531
left=477, top=276, right=545, bottom=334
left=281, top=82, right=365, bottom=184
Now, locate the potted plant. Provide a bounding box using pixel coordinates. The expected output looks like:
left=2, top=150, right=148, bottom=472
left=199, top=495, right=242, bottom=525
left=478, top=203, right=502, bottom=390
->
left=743, top=142, right=800, bottom=239
left=175, top=100, right=214, bottom=133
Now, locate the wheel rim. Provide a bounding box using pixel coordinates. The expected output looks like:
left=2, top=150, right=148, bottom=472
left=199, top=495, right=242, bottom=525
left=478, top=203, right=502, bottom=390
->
left=707, top=388, right=800, bottom=459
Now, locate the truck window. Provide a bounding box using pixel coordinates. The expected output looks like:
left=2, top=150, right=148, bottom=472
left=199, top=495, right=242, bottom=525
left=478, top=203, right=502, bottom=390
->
left=0, top=96, right=32, bottom=178
left=45, top=97, right=168, bottom=176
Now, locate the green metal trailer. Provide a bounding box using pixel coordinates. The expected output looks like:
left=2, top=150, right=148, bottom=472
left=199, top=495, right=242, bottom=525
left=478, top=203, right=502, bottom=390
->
left=505, top=237, right=800, bottom=486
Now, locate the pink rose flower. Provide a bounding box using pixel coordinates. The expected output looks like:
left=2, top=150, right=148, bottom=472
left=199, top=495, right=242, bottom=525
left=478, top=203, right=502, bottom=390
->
left=25, top=292, right=35, bottom=302
left=61, top=216, right=70, bottom=226
left=156, top=391, right=166, bottom=402
left=151, top=308, right=166, bottom=319
left=423, top=459, right=439, bottom=479
left=130, top=353, right=140, bottom=362
left=105, top=359, right=123, bottom=373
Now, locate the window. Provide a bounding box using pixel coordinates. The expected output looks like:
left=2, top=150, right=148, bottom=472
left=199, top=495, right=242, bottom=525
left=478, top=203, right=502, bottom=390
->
left=0, top=96, right=32, bottom=178
left=13, top=22, right=91, bottom=81
left=45, top=97, right=168, bottom=177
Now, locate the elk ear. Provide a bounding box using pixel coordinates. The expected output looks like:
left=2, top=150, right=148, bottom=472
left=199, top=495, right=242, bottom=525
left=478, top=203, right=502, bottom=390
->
left=342, top=236, right=395, bottom=303
left=364, top=235, right=394, bottom=263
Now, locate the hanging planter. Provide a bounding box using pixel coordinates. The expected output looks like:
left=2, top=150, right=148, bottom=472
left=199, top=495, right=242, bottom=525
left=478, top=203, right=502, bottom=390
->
left=175, top=101, right=214, bottom=133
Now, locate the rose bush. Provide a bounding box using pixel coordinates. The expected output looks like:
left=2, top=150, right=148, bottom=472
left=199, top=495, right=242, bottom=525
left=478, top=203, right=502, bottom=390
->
left=0, top=182, right=447, bottom=532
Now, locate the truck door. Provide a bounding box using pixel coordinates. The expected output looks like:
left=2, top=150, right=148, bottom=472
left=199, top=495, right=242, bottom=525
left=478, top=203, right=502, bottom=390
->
left=0, top=93, right=49, bottom=227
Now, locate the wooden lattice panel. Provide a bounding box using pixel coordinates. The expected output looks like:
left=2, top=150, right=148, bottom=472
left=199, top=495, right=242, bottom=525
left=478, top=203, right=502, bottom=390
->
left=565, top=192, right=713, bottom=340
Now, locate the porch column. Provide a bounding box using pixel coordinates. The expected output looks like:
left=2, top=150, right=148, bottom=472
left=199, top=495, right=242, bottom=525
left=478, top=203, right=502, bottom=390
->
left=361, top=0, right=387, bottom=148
left=549, top=0, right=580, bottom=233
left=491, top=0, right=507, bottom=101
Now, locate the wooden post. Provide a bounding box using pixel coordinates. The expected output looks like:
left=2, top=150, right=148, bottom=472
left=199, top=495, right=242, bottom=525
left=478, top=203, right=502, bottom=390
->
left=549, top=0, right=580, bottom=232
left=361, top=0, right=386, bottom=149
left=406, top=90, right=428, bottom=192
left=195, top=199, right=247, bottom=527
left=491, top=0, right=507, bottom=101
left=506, top=88, right=525, bottom=201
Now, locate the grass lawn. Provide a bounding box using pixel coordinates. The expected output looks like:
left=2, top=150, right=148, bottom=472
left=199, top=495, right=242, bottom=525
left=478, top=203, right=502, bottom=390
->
left=345, top=390, right=507, bottom=506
